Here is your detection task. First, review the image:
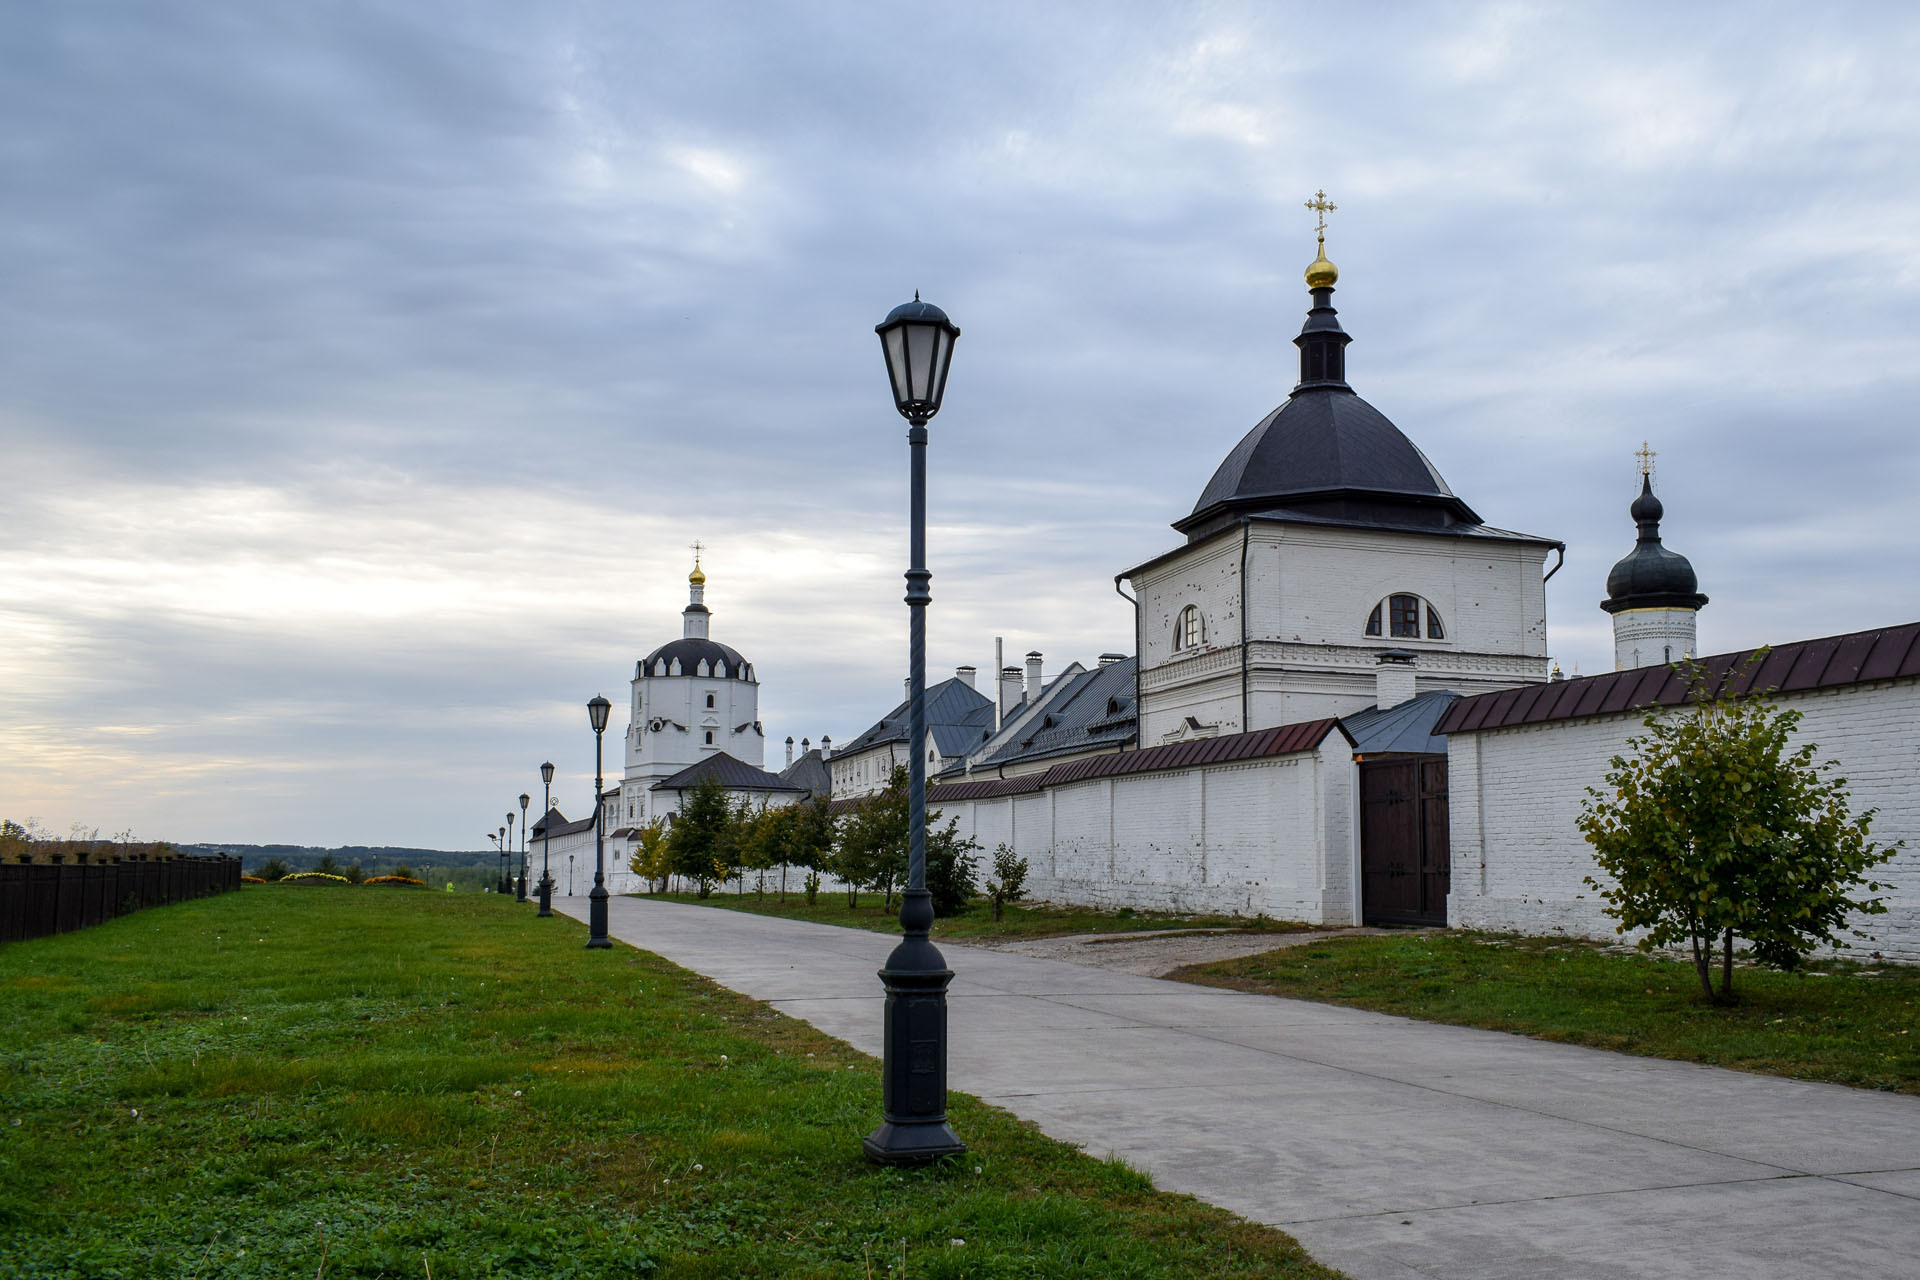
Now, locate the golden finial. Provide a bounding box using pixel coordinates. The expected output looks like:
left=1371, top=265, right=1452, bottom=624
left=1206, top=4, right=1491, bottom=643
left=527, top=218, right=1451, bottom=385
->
left=1304, top=188, right=1339, bottom=288
left=1635, top=441, right=1657, bottom=486
left=688, top=540, right=706, bottom=585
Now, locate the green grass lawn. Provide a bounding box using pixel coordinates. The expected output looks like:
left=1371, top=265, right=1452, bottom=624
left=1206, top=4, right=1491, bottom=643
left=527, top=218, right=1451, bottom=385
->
left=642, top=888, right=1309, bottom=942
left=1176, top=932, right=1920, bottom=1094
left=0, top=888, right=1342, bottom=1279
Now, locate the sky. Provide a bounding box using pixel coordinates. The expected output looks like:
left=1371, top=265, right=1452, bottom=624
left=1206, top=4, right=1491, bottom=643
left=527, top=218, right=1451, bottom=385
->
left=3, top=1, right=1917, bottom=850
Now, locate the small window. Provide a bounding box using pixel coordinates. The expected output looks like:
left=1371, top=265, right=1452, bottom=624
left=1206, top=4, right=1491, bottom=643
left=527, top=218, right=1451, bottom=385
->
left=705, top=693, right=715, bottom=708
left=1426, top=606, right=1445, bottom=640
left=1390, top=594, right=1420, bottom=637
left=1365, top=603, right=1382, bottom=637
left=1174, top=605, right=1205, bottom=651
left=704, top=730, right=714, bottom=745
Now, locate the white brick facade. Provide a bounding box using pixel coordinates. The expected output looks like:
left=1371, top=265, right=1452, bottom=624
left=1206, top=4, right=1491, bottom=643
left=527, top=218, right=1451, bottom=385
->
left=935, top=734, right=1359, bottom=923
left=1448, top=677, right=1920, bottom=962
left=1129, top=523, right=1551, bottom=742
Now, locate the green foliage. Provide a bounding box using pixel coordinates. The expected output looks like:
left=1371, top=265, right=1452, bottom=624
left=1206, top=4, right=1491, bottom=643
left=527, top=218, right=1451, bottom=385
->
left=986, top=844, right=1030, bottom=922
left=1578, top=655, right=1898, bottom=1002
left=314, top=853, right=341, bottom=876
left=925, top=818, right=980, bottom=918
left=390, top=863, right=414, bottom=881
left=802, top=870, right=821, bottom=905
left=666, top=776, right=731, bottom=897
left=626, top=818, right=671, bottom=892
left=834, top=767, right=909, bottom=905
left=345, top=861, right=367, bottom=885
left=256, top=858, right=291, bottom=882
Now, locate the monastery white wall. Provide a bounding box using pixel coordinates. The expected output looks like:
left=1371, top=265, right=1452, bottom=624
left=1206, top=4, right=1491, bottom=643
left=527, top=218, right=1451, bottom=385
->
left=1449, top=677, right=1920, bottom=963
left=936, top=738, right=1357, bottom=922
left=1133, top=524, right=1550, bottom=743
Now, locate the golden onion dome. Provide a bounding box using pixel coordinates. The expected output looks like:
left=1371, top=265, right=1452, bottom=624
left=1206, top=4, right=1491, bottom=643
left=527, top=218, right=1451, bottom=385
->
left=689, top=564, right=706, bottom=586
left=1305, top=242, right=1338, bottom=289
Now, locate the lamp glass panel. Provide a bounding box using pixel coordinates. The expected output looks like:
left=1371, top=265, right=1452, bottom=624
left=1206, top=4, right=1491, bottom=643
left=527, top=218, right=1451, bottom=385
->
left=884, top=326, right=910, bottom=403
left=905, top=323, right=936, bottom=402
left=928, top=327, right=954, bottom=405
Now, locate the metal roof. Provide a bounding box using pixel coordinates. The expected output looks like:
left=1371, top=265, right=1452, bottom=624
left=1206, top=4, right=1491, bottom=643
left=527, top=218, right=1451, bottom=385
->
left=640, top=637, right=754, bottom=681
left=778, top=748, right=832, bottom=798
left=834, top=677, right=995, bottom=756
left=1341, top=690, right=1460, bottom=756
left=971, top=657, right=1138, bottom=771
left=1436, top=620, right=1920, bottom=736
left=649, top=751, right=805, bottom=793
left=925, top=716, right=1348, bottom=806
left=528, top=808, right=595, bottom=840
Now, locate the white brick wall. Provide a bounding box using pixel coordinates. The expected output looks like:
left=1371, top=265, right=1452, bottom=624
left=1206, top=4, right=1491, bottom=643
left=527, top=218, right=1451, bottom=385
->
left=940, top=737, right=1358, bottom=923
left=1449, top=677, right=1920, bottom=962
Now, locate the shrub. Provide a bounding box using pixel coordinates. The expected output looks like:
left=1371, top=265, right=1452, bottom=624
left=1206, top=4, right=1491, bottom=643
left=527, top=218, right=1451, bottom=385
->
left=986, top=843, right=1029, bottom=922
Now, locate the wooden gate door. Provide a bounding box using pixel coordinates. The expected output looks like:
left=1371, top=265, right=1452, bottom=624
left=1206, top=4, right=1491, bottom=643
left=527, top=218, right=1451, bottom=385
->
left=1359, top=755, right=1450, bottom=927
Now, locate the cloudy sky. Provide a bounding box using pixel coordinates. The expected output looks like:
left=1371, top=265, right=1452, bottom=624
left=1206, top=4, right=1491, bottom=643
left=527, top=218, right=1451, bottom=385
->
left=3, top=1, right=1916, bottom=850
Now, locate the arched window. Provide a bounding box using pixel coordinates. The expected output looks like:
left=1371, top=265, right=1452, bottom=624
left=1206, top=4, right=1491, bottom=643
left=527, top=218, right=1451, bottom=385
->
left=704, top=730, right=714, bottom=745
left=705, top=693, right=715, bottom=708
left=1366, top=594, right=1446, bottom=640
left=1173, top=605, right=1206, bottom=651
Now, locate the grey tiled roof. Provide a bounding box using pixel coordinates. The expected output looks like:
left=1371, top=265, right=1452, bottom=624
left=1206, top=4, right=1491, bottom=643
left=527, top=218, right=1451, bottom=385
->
left=1340, top=690, right=1459, bottom=756
left=649, top=751, right=806, bottom=793
left=969, top=657, right=1138, bottom=772
left=835, top=677, right=996, bottom=757
left=778, top=748, right=831, bottom=798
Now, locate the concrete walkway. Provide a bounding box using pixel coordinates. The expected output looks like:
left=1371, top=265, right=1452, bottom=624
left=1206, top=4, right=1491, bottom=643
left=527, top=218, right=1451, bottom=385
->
left=552, top=895, right=1920, bottom=1280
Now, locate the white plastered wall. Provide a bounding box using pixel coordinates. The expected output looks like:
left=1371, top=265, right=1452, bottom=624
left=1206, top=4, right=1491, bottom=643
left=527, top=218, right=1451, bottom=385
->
left=1448, top=677, right=1920, bottom=962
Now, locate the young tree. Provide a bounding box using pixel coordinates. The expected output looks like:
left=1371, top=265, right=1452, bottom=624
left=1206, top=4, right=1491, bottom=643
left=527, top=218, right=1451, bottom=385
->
left=924, top=816, right=979, bottom=918
left=257, top=857, right=292, bottom=882
left=786, top=794, right=836, bottom=903
left=985, top=843, right=1029, bottom=922
left=836, top=767, right=909, bottom=908
left=668, top=776, right=733, bottom=897
left=315, top=853, right=341, bottom=876
left=627, top=819, right=671, bottom=893
left=1578, top=656, right=1898, bottom=1003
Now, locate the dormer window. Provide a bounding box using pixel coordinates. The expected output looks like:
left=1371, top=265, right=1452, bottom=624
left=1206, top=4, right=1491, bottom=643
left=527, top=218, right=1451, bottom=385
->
left=1173, top=605, right=1206, bottom=651
left=1366, top=594, right=1445, bottom=641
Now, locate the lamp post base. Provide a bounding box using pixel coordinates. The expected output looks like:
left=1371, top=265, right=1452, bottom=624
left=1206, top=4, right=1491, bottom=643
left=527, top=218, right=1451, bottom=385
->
left=863, top=890, right=965, bottom=1166
left=536, top=876, right=553, bottom=918
left=586, top=885, right=611, bottom=949
left=515, top=875, right=527, bottom=903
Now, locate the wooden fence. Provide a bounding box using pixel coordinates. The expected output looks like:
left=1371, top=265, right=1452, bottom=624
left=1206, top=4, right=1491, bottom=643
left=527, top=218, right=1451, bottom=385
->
left=0, top=854, right=242, bottom=943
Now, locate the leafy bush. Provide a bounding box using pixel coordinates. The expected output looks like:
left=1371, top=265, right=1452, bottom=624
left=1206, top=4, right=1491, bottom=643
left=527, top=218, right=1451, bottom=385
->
left=986, top=843, right=1029, bottom=922
left=1579, top=655, right=1899, bottom=1002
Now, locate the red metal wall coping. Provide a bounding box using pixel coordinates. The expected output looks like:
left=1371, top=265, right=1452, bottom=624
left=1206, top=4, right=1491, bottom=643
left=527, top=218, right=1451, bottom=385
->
left=1436, top=620, right=1920, bottom=735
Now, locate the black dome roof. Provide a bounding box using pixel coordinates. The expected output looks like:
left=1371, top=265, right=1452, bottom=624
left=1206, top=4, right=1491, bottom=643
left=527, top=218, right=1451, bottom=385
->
left=1175, top=281, right=1481, bottom=539
left=1182, top=387, right=1480, bottom=535
left=642, top=637, right=753, bottom=680
left=1601, top=476, right=1707, bottom=613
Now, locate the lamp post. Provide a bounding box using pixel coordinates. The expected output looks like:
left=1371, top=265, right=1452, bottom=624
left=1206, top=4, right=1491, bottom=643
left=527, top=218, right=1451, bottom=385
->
left=863, top=292, right=964, bottom=1165
left=586, top=694, right=612, bottom=949
left=516, top=796, right=530, bottom=902
left=568, top=853, right=574, bottom=896
left=487, top=833, right=500, bottom=891
left=537, top=761, right=556, bottom=917
left=505, top=812, right=516, bottom=896
left=497, top=825, right=508, bottom=893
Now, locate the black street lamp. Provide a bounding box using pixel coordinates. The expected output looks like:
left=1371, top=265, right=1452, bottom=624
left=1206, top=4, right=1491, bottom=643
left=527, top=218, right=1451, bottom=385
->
left=505, top=812, right=516, bottom=895
left=497, top=824, right=508, bottom=893
left=863, top=293, right=964, bottom=1166
left=537, top=760, right=556, bottom=917
left=516, top=794, right=530, bottom=902
left=487, top=832, right=501, bottom=891
left=568, top=853, right=574, bottom=896
left=586, top=694, right=612, bottom=949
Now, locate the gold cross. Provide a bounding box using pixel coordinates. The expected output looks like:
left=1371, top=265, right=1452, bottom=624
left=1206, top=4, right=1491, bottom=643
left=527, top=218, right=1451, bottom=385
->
left=1635, top=441, right=1656, bottom=480
left=1305, top=189, right=1337, bottom=245
left=689, top=539, right=704, bottom=568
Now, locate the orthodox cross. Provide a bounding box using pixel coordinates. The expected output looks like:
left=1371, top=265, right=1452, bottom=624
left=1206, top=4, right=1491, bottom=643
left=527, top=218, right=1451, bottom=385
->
left=1635, top=441, right=1657, bottom=486
left=1305, top=189, right=1337, bottom=247
left=689, top=539, right=704, bottom=569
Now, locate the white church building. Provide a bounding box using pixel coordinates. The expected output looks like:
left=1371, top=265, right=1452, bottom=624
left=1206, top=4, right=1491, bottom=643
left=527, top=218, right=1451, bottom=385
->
left=921, top=231, right=1919, bottom=962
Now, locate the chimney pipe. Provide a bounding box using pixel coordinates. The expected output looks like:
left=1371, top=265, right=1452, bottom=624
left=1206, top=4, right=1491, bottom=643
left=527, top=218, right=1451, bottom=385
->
left=1025, top=651, right=1043, bottom=701
left=955, top=664, right=976, bottom=689
left=1375, top=649, right=1418, bottom=710
left=785, top=736, right=794, bottom=767
left=998, top=667, right=1024, bottom=722
left=994, top=636, right=1005, bottom=729
left=1097, top=652, right=1126, bottom=668
left=821, top=734, right=832, bottom=760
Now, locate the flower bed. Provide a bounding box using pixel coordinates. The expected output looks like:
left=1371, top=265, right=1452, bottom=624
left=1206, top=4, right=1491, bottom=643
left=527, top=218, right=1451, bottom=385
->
left=240, top=875, right=269, bottom=884
left=363, top=875, right=425, bottom=887
left=279, top=871, right=350, bottom=885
